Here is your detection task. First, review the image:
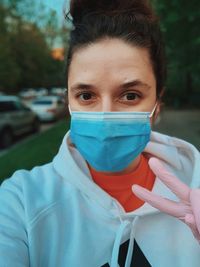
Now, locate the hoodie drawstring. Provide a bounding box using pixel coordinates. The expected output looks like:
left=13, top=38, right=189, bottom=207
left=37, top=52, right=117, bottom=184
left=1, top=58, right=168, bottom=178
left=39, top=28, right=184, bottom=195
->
left=111, top=216, right=139, bottom=267
left=124, top=217, right=139, bottom=267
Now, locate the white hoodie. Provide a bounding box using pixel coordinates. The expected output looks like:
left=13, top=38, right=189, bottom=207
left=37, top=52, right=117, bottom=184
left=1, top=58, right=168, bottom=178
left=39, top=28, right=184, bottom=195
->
left=0, top=130, right=199, bottom=267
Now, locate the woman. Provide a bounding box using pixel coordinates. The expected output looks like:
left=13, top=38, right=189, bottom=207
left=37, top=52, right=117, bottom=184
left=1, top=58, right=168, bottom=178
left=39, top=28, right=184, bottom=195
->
left=0, top=1, right=200, bottom=266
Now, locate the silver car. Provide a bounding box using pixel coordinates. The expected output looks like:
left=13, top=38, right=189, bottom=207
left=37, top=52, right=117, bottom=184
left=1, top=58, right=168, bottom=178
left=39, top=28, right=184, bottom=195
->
left=30, top=96, right=66, bottom=122
left=0, top=96, right=40, bottom=148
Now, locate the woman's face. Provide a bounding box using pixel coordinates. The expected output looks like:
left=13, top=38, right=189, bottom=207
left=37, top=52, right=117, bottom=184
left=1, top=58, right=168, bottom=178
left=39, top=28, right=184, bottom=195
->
left=68, top=38, right=157, bottom=113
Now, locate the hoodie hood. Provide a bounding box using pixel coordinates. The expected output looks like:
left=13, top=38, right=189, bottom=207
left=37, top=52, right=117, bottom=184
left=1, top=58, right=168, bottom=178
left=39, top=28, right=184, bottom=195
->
left=145, top=132, right=200, bottom=188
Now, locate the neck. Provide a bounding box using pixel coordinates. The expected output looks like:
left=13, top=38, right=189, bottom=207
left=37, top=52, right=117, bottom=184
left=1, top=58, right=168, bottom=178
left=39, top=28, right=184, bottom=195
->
left=91, top=154, right=141, bottom=176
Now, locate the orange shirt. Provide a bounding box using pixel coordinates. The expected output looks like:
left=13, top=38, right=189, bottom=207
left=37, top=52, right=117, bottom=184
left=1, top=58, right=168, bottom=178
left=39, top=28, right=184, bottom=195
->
left=88, top=154, right=156, bottom=212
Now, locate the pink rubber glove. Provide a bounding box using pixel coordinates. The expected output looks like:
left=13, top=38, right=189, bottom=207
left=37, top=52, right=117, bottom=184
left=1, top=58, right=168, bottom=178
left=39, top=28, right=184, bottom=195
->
left=132, top=157, right=200, bottom=242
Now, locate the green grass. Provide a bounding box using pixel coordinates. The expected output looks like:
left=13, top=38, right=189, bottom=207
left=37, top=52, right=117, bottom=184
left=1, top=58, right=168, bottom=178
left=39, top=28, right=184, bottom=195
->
left=0, top=119, right=70, bottom=183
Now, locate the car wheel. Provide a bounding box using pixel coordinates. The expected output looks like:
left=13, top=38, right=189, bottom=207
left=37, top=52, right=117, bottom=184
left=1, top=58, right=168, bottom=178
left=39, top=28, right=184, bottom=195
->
left=32, top=118, right=40, bottom=133
left=0, top=128, right=13, bottom=149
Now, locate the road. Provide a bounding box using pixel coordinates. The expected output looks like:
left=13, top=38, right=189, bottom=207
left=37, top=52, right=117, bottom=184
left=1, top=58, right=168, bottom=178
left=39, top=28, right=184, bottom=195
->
left=154, top=109, right=200, bottom=150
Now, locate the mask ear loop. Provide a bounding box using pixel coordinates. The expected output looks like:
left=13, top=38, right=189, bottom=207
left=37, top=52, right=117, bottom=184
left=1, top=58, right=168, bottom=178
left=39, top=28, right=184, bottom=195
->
left=68, top=104, right=72, bottom=115
left=149, top=102, right=158, bottom=118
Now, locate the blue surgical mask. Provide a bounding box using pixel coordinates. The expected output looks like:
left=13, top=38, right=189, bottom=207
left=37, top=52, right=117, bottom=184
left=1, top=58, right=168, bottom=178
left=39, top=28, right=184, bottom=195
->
left=69, top=105, right=157, bottom=172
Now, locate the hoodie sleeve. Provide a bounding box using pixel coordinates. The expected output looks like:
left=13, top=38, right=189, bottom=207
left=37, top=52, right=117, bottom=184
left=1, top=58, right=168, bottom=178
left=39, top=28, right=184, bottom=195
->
left=0, top=172, right=29, bottom=267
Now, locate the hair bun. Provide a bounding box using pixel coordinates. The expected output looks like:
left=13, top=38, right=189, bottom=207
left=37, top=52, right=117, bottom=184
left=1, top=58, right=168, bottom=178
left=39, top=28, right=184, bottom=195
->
left=69, top=0, right=156, bottom=24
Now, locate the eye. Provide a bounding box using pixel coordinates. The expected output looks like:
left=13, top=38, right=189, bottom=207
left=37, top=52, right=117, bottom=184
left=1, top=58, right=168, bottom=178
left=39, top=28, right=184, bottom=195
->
left=77, top=92, right=93, bottom=101
left=121, top=92, right=141, bottom=101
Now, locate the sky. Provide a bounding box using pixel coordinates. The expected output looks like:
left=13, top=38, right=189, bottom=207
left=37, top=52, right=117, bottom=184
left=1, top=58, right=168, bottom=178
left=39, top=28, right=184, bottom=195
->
left=35, top=0, right=70, bottom=47
left=39, top=0, right=69, bottom=19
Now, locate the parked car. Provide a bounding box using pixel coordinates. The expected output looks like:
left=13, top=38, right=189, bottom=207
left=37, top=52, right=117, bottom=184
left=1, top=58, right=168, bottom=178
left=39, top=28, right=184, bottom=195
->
left=50, top=87, right=66, bottom=97
left=18, top=88, right=37, bottom=100
left=30, top=96, right=66, bottom=122
left=34, top=88, right=48, bottom=98
left=0, top=96, right=40, bottom=149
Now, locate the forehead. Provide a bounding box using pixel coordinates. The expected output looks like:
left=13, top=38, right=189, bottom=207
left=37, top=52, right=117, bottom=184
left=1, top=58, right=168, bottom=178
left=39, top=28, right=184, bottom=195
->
left=68, top=38, right=155, bottom=86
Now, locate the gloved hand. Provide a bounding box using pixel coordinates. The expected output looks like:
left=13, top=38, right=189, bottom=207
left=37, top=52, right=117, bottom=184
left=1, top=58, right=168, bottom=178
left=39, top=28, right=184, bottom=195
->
left=132, top=157, right=200, bottom=242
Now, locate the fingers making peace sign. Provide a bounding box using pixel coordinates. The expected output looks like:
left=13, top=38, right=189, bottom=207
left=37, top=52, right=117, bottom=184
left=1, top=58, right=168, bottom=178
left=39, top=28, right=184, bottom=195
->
left=132, top=157, right=200, bottom=242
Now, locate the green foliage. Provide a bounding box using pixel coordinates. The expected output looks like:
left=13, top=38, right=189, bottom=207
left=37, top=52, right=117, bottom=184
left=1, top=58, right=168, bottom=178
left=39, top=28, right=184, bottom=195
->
left=0, top=1, right=67, bottom=93
left=152, top=0, right=200, bottom=107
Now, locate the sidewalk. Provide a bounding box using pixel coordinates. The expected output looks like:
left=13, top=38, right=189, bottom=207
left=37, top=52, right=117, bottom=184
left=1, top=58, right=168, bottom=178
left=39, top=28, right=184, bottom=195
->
left=153, top=109, right=200, bottom=150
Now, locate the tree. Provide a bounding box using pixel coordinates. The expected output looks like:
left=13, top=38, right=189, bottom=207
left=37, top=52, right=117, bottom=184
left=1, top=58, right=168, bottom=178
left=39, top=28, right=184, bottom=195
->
left=153, top=0, right=200, bottom=106
left=0, top=4, right=20, bottom=91
left=0, top=1, right=67, bottom=93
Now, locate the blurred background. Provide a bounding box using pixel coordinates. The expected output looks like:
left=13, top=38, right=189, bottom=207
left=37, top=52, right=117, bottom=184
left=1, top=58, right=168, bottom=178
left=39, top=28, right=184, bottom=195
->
left=0, top=0, right=199, bottom=182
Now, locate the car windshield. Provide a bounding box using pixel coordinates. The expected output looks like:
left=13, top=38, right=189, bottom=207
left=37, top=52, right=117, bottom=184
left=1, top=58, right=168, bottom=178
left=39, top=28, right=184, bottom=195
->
left=33, top=100, right=53, bottom=105
left=0, top=101, right=17, bottom=112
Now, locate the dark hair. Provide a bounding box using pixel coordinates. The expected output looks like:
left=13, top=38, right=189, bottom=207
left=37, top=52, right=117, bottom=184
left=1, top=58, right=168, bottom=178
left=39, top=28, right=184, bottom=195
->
left=66, top=0, right=166, bottom=99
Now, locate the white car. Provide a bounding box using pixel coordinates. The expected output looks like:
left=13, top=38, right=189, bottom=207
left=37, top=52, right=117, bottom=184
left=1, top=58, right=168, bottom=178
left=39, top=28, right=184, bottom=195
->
left=30, top=96, right=66, bottom=122
left=0, top=96, right=40, bottom=148
left=34, top=88, right=48, bottom=98
left=50, top=87, right=66, bottom=97
left=19, top=88, right=37, bottom=99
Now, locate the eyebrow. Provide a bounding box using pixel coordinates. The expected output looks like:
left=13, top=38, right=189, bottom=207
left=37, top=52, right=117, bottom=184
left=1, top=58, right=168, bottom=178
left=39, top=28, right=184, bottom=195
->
left=120, top=80, right=151, bottom=90
left=70, top=79, right=151, bottom=92
left=70, top=83, right=94, bottom=92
